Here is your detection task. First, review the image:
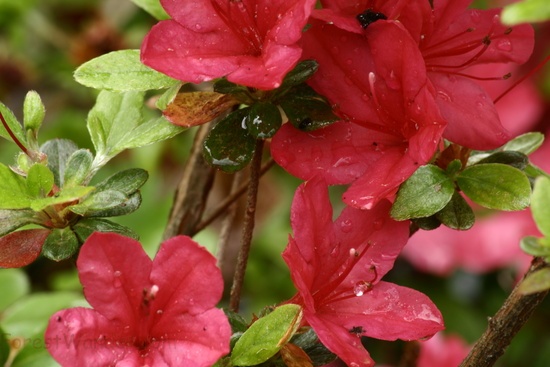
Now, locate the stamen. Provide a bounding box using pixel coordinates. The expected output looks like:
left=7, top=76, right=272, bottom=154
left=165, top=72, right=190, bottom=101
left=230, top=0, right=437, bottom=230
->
left=421, top=28, right=475, bottom=53
left=426, top=36, right=491, bottom=70
left=437, top=71, right=512, bottom=81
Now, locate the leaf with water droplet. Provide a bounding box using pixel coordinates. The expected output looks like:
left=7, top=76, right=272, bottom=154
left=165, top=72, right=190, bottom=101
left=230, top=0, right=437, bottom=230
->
left=391, top=165, right=455, bottom=220
left=231, top=304, right=303, bottom=366
left=245, top=102, right=282, bottom=139
left=203, top=108, right=256, bottom=173
left=278, top=84, right=338, bottom=131
left=163, top=91, right=240, bottom=127
left=457, top=163, right=531, bottom=211
left=41, top=227, right=79, bottom=261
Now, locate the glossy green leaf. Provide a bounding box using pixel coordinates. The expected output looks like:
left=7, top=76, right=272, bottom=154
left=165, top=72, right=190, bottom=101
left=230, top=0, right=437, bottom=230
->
left=278, top=60, right=318, bottom=90
left=391, top=165, right=455, bottom=220
left=68, top=189, right=127, bottom=216
left=457, top=163, right=531, bottom=211
left=41, top=227, right=79, bottom=261
left=0, top=268, right=30, bottom=311
left=213, top=79, right=254, bottom=104
left=435, top=192, right=475, bottom=230
left=245, top=102, right=282, bottom=139
left=519, top=268, right=550, bottom=295
left=502, top=0, right=550, bottom=25
left=531, top=176, right=550, bottom=237
left=40, top=139, right=78, bottom=187
left=63, top=149, right=94, bottom=188
left=22, top=90, right=45, bottom=132
left=412, top=216, right=442, bottom=231
left=26, top=163, right=54, bottom=198
left=94, top=168, right=148, bottom=196
left=130, top=0, right=169, bottom=20
left=203, top=108, right=256, bottom=173
left=72, top=218, right=139, bottom=242
left=232, top=304, right=303, bottom=366
left=1, top=292, right=85, bottom=338
left=279, top=84, right=338, bottom=131
left=30, top=186, right=94, bottom=212
left=0, top=209, right=37, bottom=236
left=0, top=162, right=31, bottom=209
left=0, top=101, right=27, bottom=147
left=520, top=236, right=550, bottom=257
left=74, top=50, right=178, bottom=91
left=502, top=132, right=544, bottom=155
left=477, top=151, right=529, bottom=170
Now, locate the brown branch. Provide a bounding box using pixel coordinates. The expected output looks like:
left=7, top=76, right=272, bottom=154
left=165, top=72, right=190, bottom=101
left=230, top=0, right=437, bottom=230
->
left=459, top=257, right=550, bottom=367
left=229, top=139, right=264, bottom=312
left=163, top=123, right=215, bottom=240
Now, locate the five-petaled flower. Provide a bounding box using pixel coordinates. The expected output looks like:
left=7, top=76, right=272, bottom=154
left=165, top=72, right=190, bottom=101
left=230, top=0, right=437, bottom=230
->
left=282, top=178, right=444, bottom=366
left=45, top=232, right=231, bottom=367
left=140, top=0, right=316, bottom=90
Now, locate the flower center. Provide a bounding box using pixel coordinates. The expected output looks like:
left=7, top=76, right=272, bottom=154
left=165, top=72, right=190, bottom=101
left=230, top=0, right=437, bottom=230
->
left=356, top=9, right=388, bottom=29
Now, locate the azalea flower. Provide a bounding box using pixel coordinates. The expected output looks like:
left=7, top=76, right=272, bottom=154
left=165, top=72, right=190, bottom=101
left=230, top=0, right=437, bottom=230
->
left=140, top=0, right=316, bottom=90
left=45, top=232, right=230, bottom=367
left=283, top=178, right=444, bottom=366
left=271, top=0, right=534, bottom=209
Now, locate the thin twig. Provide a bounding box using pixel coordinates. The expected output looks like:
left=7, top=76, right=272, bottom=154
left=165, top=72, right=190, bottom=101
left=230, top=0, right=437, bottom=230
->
left=459, top=257, right=550, bottom=367
left=229, top=139, right=265, bottom=312
left=195, top=158, right=275, bottom=234
left=163, top=123, right=215, bottom=240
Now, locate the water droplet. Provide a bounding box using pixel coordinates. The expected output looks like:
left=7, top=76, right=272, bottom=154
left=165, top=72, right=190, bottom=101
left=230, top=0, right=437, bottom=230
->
left=194, top=23, right=202, bottom=30
left=373, top=219, right=383, bottom=230
left=353, top=281, right=372, bottom=297
left=156, top=309, right=163, bottom=315
left=113, top=271, right=122, bottom=288
left=340, top=219, right=353, bottom=233
left=437, top=90, right=452, bottom=102
left=361, top=93, right=370, bottom=102
left=496, top=38, right=512, bottom=51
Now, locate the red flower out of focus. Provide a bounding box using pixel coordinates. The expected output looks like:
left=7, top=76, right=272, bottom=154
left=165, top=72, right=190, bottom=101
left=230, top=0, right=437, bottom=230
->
left=140, top=0, right=316, bottom=90
left=283, top=178, right=444, bottom=366
left=271, top=0, right=534, bottom=210
left=45, top=233, right=230, bottom=367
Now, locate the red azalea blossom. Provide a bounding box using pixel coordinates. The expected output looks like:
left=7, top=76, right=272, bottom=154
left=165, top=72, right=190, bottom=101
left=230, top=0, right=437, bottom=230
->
left=282, top=178, right=444, bottom=366
left=140, top=0, right=316, bottom=90
left=45, top=233, right=230, bottom=367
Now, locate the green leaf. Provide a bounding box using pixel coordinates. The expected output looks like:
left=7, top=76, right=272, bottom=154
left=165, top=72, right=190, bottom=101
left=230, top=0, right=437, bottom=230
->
left=40, top=139, right=78, bottom=187
left=1, top=292, right=85, bottom=338
left=0, top=268, right=30, bottom=311
left=72, top=218, right=139, bottom=242
left=130, top=0, right=170, bottom=20
left=531, top=176, right=550, bottom=237
left=41, top=227, right=79, bottom=261
left=520, top=236, right=550, bottom=257
left=156, top=82, right=182, bottom=110
left=225, top=309, right=249, bottom=334
left=412, top=216, right=441, bottom=231
left=502, top=0, right=550, bottom=25
left=63, top=149, right=94, bottom=188
left=203, top=108, right=257, bottom=173
left=278, top=60, right=318, bottom=90
left=80, top=192, right=142, bottom=218
left=0, top=162, right=31, bottom=209
left=501, top=132, right=544, bottom=155
left=245, top=102, right=282, bottom=139
left=23, top=90, right=45, bottom=132
left=117, top=116, right=185, bottom=152
left=232, top=304, right=303, bottom=366
left=68, top=189, right=128, bottom=216
left=30, top=186, right=94, bottom=212
left=0, top=209, right=37, bottom=237
left=94, top=168, right=148, bottom=196
left=519, top=268, right=550, bottom=295
left=279, top=84, right=338, bottom=131
left=213, top=79, right=254, bottom=104
left=26, top=163, right=54, bottom=198
left=0, top=101, right=27, bottom=147
left=457, top=163, right=531, bottom=211
left=74, top=50, right=178, bottom=91
left=476, top=151, right=529, bottom=170
left=391, top=165, right=455, bottom=220
left=435, top=192, right=475, bottom=230
left=10, top=339, right=58, bottom=367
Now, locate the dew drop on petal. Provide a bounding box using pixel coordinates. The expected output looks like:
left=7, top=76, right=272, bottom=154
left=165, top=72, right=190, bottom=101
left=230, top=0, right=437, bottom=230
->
left=340, top=219, right=353, bottom=233
left=113, top=271, right=122, bottom=288
left=194, top=24, right=202, bottom=30
left=353, top=281, right=371, bottom=297
left=156, top=309, right=163, bottom=315
left=496, top=39, right=512, bottom=52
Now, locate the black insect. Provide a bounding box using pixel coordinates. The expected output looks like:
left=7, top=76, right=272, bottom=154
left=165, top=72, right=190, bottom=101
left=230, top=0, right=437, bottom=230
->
left=349, top=326, right=364, bottom=336
left=356, top=9, right=388, bottom=29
